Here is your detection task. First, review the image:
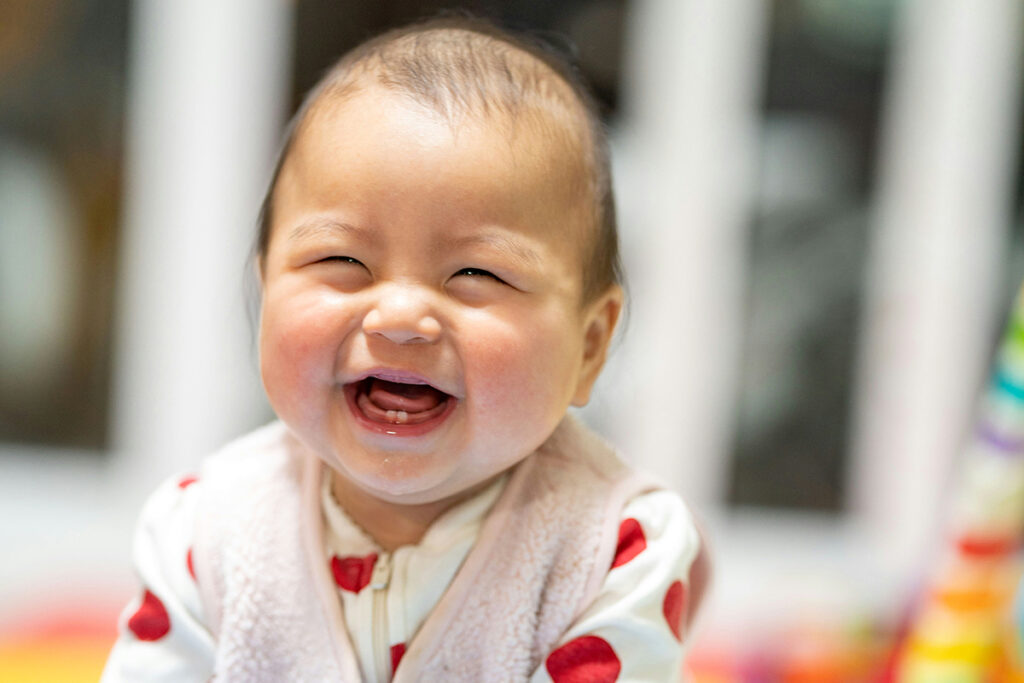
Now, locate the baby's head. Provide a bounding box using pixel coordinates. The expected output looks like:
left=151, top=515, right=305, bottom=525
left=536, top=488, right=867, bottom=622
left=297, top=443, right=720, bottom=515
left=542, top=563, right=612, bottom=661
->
left=256, top=17, right=624, bottom=511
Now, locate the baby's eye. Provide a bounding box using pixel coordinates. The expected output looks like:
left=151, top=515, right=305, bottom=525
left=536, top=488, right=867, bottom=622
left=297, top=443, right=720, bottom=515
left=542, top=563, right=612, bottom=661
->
left=319, top=255, right=364, bottom=266
left=447, top=266, right=518, bottom=301
left=453, top=267, right=503, bottom=282
left=311, top=255, right=372, bottom=291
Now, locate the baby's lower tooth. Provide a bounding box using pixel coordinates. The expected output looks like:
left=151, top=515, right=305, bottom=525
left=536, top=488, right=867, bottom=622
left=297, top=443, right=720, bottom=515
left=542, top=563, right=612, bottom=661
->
left=396, top=410, right=408, bottom=424
left=386, top=410, right=397, bottom=423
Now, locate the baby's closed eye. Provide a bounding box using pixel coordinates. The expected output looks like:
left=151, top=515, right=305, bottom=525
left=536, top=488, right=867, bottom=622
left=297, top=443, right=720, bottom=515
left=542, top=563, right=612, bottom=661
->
left=452, top=267, right=504, bottom=282
left=446, top=266, right=519, bottom=302
left=310, top=255, right=372, bottom=291
left=319, top=255, right=365, bottom=266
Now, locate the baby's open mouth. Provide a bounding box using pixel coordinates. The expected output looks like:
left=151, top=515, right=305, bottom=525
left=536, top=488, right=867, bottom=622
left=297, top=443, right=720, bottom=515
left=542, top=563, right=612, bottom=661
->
left=351, top=377, right=453, bottom=426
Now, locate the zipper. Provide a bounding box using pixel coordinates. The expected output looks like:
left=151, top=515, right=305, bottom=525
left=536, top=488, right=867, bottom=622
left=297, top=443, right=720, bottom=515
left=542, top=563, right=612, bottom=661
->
left=371, top=552, right=392, bottom=682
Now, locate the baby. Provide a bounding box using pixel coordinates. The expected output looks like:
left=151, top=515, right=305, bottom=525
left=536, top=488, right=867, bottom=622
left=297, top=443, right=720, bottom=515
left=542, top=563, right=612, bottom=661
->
left=103, top=17, right=707, bottom=682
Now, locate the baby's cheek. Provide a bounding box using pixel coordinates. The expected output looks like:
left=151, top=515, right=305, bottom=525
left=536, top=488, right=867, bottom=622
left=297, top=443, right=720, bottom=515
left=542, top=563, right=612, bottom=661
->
left=466, top=322, right=572, bottom=411
left=260, top=296, right=346, bottom=416
left=260, top=341, right=312, bottom=426
left=261, top=321, right=318, bottom=389
left=264, top=292, right=346, bottom=360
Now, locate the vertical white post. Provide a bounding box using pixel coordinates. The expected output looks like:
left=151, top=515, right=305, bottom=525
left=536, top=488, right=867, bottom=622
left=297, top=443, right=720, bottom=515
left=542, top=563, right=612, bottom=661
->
left=613, top=0, right=768, bottom=508
left=851, top=0, right=1023, bottom=573
left=113, top=0, right=292, bottom=486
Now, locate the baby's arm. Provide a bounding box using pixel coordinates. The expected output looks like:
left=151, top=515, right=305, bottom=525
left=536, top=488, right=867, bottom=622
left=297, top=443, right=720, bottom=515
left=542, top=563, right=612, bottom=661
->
left=101, top=474, right=216, bottom=682
left=530, top=490, right=708, bottom=683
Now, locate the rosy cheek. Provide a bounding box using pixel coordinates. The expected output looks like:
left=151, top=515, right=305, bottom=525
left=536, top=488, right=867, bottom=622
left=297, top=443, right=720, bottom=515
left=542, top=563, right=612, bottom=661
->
left=464, top=322, right=565, bottom=408
left=261, top=295, right=346, bottom=396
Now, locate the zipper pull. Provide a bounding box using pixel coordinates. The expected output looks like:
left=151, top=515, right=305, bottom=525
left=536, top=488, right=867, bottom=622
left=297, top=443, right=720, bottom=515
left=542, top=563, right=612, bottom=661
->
left=371, top=552, right=391, bottom=590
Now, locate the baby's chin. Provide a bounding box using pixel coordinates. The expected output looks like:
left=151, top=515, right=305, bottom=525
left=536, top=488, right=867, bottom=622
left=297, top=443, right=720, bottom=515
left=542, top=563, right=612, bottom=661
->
left=332, top=456, right=511, bottom=511
left=329, top=455, right=465, bottom=505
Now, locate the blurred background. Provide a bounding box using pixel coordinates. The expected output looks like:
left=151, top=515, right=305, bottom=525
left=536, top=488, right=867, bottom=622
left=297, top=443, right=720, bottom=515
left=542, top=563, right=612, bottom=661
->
left=2, top=0, right=1024, bottom=680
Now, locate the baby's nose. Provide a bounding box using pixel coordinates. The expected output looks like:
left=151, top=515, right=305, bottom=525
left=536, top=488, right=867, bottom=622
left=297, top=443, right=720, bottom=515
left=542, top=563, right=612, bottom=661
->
left=362, top=286, right=442, bottom=345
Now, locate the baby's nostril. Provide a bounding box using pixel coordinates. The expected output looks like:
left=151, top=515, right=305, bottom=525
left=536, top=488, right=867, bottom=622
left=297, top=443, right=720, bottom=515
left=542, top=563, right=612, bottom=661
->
left=362, top=305, right=441, bottom=345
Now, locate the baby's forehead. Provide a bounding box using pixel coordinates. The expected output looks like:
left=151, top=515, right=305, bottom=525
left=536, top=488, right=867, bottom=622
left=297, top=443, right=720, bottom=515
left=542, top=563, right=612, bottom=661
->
left=279, top=84, right=594, bottom=270
left=308, top=70, right=587, bottom=153
left=290, top=76, right=593, bottom=210
left=303, top=28, right=592, bottom=147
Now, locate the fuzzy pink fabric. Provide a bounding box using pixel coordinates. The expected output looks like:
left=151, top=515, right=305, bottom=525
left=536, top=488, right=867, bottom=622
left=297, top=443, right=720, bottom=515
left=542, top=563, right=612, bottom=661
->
left=193, top=423, right=359, bottom=681
left=193, top=417, right=654, bottom=681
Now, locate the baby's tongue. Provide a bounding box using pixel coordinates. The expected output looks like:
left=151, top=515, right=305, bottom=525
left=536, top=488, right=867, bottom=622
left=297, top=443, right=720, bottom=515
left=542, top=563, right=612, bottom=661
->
left=367, top=378, right=446, bottom=413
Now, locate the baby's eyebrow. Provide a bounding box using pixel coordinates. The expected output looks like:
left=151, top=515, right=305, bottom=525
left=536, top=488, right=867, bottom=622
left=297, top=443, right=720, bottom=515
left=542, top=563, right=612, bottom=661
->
left=444, top=232, right=543, bottom=268
left=288, top=219, right=542, bottom=267
left=287, top=218, right=367, bottom=243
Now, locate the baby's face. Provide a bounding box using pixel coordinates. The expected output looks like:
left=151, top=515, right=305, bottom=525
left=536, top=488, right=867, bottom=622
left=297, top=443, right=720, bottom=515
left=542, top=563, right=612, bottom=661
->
left=259, top=84, right=618, bottom=508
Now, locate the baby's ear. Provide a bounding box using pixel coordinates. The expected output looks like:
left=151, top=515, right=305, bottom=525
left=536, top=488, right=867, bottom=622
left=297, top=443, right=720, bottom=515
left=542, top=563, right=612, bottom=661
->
left=253, top=254, right=266, bottom=286
left=571, top=285, right=624, bottom=407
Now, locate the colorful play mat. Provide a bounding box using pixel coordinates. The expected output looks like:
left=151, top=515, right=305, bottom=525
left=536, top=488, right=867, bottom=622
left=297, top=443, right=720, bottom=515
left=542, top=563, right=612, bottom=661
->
left=0, top=598, right=120, bottom=683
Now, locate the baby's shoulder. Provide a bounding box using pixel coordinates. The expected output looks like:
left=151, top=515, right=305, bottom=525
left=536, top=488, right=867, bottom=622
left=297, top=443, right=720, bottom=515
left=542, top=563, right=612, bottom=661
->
left=613, top=487, right=710, bottom=625
left=621, top=488, right=696, bottom=533
left=136, top=421, right=297, bottom=534
left=617, top=488, right=702, bottom=563
left=197, top=420, right=294, bottom=477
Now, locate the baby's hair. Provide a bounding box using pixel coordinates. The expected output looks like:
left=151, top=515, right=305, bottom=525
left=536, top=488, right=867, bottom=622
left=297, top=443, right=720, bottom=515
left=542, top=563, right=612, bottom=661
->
left=255, top=15, right=622, bottom=303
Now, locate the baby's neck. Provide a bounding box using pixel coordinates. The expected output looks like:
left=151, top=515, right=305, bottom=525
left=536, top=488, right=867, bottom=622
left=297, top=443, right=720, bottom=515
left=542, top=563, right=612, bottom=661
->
left=329, top=472, right=491, bottom=551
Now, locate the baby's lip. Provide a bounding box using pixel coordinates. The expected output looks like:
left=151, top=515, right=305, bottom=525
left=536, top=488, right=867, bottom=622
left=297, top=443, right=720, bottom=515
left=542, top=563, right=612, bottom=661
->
left=346, top=367, right=459, bottom=398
